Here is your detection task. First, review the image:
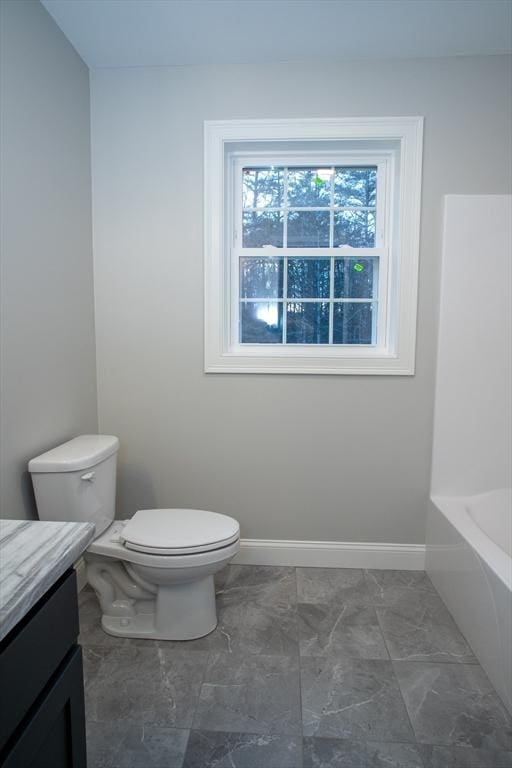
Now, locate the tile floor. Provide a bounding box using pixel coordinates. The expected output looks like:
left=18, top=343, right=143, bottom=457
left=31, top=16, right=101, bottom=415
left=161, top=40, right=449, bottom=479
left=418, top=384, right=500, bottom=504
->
left=80, top=566, right=512, bottom=767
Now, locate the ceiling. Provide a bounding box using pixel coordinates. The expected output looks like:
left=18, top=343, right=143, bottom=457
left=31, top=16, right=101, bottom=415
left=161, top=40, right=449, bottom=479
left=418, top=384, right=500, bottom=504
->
left=41, top=0, right=512, bottom=69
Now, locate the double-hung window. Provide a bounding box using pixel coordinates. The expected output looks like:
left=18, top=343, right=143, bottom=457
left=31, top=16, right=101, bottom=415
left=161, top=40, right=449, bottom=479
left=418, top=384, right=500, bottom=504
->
left=204, top=118, right=423, bottom=374
left=237, top=159, right=385, bottom=348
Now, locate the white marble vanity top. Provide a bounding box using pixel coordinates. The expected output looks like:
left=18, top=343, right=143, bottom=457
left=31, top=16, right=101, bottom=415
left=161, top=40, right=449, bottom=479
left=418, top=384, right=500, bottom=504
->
left=0, top=519, right=95, bottom=642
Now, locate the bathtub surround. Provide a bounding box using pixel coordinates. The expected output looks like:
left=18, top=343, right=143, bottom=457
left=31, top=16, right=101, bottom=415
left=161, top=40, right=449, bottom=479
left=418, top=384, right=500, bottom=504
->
left=0, top=0, right=97, bottom=521
left=0, top=519, right=94, bottom=641
left=90, top=55, right=512, bottom=548
left=427, top=195, right=512, bottom=714
left=81, top=564, right=512, bottom=768
left=430, top=196, right=512, bottom=497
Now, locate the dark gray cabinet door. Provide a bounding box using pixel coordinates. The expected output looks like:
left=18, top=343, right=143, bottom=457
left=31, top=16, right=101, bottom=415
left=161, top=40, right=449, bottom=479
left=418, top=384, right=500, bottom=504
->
left=1, top=646, right=86, bottom=768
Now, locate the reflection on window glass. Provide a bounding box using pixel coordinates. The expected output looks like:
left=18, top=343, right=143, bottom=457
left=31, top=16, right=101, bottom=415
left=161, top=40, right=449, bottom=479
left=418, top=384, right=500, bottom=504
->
left=240, top=258, right=283, bottom=299
left=243, top=168, right=283, bottom=208
left=287, top=211, right=330, bottom=247
left=240, top=302, right=283, bottom=343
left=287, top=168, right=332, bottom=207
left=333, top=302, right=374, bottom=344
left=288, top=259, right=330, bottom=298
left=287, top=302, right=329, bottom=344
left=334, top=211, right=375, bottom=248
left=334, top=258, right=376, bottom=298
left=334, top=167, right=377, bottom=207
left=243, top=212, right=283, bottom=247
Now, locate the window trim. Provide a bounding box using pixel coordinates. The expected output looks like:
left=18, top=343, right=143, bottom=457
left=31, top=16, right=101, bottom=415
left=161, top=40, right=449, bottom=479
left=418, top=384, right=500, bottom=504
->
left=204, top=117, right=423, bottom=375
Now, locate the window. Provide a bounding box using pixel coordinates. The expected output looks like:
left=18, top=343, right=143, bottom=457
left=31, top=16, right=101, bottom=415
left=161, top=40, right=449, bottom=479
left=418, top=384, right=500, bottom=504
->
left=238, top=162, right=382, bottom=348
left=204, top=117, right=423, bottom=374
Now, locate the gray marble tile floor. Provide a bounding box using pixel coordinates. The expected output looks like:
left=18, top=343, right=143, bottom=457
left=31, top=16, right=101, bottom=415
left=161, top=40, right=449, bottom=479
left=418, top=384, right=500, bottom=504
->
left=80, top=566, right=512, bottom=768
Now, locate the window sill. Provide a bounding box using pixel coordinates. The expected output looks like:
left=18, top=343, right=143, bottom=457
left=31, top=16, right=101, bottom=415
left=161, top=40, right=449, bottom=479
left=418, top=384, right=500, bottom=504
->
left=205, top=349, right=415, bottom=375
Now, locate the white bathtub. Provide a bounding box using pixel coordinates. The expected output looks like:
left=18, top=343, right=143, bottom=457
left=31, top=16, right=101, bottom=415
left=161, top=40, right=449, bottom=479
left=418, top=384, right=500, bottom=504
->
left=426, top=489, right=512, bottom=713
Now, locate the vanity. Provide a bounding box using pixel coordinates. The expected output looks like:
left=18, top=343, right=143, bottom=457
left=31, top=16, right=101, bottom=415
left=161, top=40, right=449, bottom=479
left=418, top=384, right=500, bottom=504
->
left=0, top=520, right=94, bottom=768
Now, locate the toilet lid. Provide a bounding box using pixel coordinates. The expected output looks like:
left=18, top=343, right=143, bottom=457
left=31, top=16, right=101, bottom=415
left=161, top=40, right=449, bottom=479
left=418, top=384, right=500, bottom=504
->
left=121, top=508, right=240, bottom=555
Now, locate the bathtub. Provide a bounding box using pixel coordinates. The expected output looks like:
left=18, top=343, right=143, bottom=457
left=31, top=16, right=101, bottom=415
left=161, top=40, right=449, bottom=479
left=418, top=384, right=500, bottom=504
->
left=426, top=489, right=512, bottom=713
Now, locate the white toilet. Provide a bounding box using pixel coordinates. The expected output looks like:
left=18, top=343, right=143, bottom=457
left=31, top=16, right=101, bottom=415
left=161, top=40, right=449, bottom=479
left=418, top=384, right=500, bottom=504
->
left=28, top=435, right=240, bottom=641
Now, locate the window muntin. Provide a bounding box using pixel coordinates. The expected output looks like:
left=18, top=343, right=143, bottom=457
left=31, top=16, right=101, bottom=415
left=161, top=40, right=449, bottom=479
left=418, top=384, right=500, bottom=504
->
left=234, top=160, right=386, bottom=347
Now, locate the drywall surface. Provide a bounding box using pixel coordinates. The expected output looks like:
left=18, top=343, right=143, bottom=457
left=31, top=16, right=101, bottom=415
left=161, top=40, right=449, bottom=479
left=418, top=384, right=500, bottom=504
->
left=431, top=195, right=512, bottom=496
left=90, top=55, right=512, bottom=543
left=0, top=0, right=97, bottom=519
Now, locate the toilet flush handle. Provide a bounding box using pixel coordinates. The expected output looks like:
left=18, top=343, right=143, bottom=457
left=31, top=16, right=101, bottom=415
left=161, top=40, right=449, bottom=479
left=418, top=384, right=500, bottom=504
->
left=81, top=471, right=95, bottom=482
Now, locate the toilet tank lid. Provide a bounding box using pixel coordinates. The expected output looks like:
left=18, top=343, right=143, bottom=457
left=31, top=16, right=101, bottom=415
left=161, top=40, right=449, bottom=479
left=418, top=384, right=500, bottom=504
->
left=28, top=435, right=119, bottom=473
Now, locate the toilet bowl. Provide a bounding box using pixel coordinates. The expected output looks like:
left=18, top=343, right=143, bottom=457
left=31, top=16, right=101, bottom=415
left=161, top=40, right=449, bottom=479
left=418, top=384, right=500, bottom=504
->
left=85, top=511, right=239, bottom=640
left=28, top=435, right=240, bottom=641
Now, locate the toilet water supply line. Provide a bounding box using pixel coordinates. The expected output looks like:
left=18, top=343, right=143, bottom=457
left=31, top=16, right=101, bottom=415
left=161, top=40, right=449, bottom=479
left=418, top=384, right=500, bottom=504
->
left=86, top=560, right=156, bottom=617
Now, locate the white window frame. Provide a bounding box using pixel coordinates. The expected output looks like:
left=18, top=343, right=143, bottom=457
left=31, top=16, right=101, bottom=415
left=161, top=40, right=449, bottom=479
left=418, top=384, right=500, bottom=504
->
left=204, top=117, right=423, bottom=375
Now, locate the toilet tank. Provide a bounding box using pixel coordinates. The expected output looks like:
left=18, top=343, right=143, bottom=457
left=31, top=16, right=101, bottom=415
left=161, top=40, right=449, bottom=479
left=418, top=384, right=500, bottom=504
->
left=28, top=435, right=119, bottom=538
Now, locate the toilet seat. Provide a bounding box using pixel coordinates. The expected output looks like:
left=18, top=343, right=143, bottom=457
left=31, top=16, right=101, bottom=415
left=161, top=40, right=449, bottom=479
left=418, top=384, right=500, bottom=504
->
left=120, top=508, right=240, bottom=555
left=87, top=519, right=240, bottom=571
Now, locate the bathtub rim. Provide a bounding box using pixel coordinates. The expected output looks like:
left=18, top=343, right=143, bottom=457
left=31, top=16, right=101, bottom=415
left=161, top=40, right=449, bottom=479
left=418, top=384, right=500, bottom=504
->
left=431, top=492, right=511, bottom=591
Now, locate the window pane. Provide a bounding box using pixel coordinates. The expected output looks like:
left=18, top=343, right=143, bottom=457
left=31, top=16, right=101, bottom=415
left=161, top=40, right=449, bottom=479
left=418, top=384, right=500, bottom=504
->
left=240, top=302, right=283, bottom=343
left=240, top=258, right=283, bottom=298
left=333, top=302, right=374, bottom=344
left=243, top=211, right=284, bottom=247
left=334, top=258, right=377, bottom=298
left=243, top=167, right=283, bottom=208
left=288, top=258, right=330, bottom=298
left=334, top=167, right=377, bottom=207
left=286, top=302, right=329, bottom=344
left=287, top=211, right=330, bottom=247
left=287, top=168, right=331, bottom=207
left=334, top=210, right=375, bottom=247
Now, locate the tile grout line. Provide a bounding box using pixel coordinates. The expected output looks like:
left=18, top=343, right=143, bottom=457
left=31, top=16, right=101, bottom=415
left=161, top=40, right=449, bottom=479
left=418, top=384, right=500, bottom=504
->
left=363, top=569, right=428, bottom=765
left=363, top=568, right=393, bottom=664
left=364, top=570, right=480, bottom=666
left=179, top=725, right=191, bottom=768
left=293, top=565, right=307, bottom=768
left=364, top=578, right=425, bottom=759
left=389, top=657, right=431, bottom=765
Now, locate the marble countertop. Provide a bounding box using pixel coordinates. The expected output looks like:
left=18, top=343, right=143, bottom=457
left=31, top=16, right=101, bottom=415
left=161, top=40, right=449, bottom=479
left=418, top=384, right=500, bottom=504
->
left=0, top=519, right=95, bottom=642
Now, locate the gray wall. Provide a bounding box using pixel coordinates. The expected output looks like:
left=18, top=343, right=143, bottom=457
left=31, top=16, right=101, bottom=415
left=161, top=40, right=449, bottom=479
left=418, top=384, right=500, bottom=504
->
left=90, top=55, right=511, bottom=543
left=0, top=0, right=97, bottom=520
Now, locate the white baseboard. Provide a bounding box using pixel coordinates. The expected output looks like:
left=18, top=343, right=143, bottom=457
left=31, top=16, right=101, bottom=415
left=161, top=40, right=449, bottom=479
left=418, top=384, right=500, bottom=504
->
left=233, top=539, right=426, bottom=570
left=74, top=541, right=425, bottom=579
left=74, top=556, right=87, bottom=592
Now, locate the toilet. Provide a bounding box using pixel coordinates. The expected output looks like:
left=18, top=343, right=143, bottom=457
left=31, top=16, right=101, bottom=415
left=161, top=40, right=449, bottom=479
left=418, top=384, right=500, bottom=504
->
left=28, top=435, right=240, bottom=641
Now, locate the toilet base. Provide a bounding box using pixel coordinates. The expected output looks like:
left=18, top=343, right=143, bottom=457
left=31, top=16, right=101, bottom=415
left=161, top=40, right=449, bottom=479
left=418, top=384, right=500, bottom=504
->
left=100, top=574, right=219, bottom=641
left=85, top=535, right=240, bottom=642
left=101, top=612, right=218, bottom=641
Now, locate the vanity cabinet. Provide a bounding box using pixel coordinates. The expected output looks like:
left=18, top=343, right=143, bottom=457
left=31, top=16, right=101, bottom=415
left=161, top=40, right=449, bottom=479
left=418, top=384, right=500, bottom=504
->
left=0, top=569, right=86, bottom=768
